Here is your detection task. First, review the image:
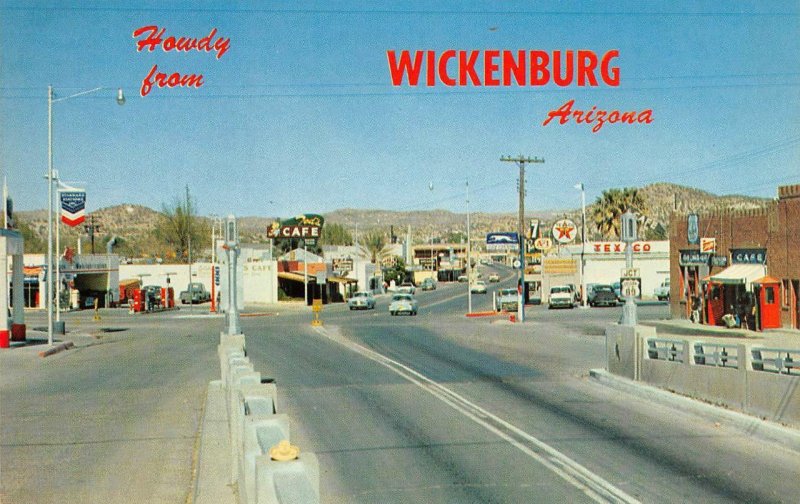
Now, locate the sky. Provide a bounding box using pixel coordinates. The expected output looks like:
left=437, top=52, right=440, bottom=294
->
left=1, top=0, right=799, bottom=220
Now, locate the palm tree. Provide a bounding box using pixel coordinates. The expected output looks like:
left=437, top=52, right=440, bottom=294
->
left=591, top=188, right=648, bottom=239
left=361, top=230, right=390, bottom=264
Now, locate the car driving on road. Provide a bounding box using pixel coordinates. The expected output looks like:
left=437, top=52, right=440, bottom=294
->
left=389, top=293, right=418, bottom=316
left=470, top=281, right=487, bottom=294
left=488, top=273, right=500, bottom=282
left=420, top=278, right=436, bottom=291
left=348, top=291, right=376, bottom=310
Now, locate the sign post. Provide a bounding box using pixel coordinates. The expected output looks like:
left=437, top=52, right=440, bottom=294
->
left=224, top=215, right=240, bottom=335
left=620, top=210, right=638, bottom=326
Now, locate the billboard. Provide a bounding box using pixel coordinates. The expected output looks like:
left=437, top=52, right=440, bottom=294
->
left=486, top=232, right=519, bottom=252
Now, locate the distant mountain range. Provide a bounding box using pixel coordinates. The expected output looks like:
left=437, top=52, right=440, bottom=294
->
left=15, top=183, right=773, bottom=256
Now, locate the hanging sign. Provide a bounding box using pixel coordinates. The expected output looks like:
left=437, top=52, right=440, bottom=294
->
left=687, top=213, right=699, bottom=245
left=59, top=190, right=86, bottom=227
left=700, top=237, right=716, bottom=253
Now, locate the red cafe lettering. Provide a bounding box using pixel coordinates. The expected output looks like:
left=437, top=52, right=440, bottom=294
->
left=592, top=241, right=652, bottom=253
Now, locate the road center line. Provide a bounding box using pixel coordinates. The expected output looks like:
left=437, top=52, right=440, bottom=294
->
left=314, top=325, right=640, bottom=504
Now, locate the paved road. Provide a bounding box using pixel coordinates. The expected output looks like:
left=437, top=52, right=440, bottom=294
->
left=2, top=266, right=799, bottom=503
left=241, top=266, right=799, bottom=503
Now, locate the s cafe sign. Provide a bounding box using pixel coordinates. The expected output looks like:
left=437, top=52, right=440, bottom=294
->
left=267, top=214, right=325, bottom=240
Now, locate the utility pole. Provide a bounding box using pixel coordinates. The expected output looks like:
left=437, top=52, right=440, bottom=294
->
left=500, top=154, right=545, bottom=323
left=84, top=214, right=100, bottom=254
left=466, top=180, right=472, bottom=314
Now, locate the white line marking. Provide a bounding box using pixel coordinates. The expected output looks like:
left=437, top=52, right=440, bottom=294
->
left=314, top=326, right=640, bottom=504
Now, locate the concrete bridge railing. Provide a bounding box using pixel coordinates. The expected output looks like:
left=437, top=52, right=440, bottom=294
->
left=218, top=333, right=320, bottom=504
left=606, top=325, right=800, bottom=427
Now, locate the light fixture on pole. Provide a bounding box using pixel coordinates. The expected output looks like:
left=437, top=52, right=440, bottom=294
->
left=574, top=182, right=588, bottom=308
left=46, top=86, right=125, bottom=346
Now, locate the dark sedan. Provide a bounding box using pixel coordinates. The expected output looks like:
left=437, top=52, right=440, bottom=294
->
left=589, top=284, right=619, bottom=307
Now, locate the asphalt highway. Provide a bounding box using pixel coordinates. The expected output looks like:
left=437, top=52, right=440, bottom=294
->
left=239, top=266, right=800, bottom=503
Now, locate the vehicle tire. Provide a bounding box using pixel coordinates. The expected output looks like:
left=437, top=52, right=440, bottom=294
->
left=349, top=306, right=353, bottom=310
left=390, top=311, right=395, bottom=316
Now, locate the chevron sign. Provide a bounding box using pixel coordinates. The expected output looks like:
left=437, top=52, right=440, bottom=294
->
left=60, top=190, right=86, bottom=227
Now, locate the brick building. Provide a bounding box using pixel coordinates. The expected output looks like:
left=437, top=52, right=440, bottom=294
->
left=669, top=183, right=800, bottom=331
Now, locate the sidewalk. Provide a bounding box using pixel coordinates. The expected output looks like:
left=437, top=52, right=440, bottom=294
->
left=192, top=380, right=237, bottom=504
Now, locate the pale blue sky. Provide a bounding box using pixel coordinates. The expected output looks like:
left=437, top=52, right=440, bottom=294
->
left=1, top=0, right=798, bottom=219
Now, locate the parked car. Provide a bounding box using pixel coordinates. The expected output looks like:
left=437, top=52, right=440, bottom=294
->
left=585, top=283, right=599, bottom=304
left=180, top=282, right=211, bottom=304
left=470, top=281, right=488, bottom=294
left=389, top=293, right=418, bottom=316
left=496, top=288, right=519, bottom=312
left=348, top=291, right=376, bottom=310
left=611, top=281, right=623, bottom=301
left=457, top=275, right=469, bottom=283
left=655, top=279, right=670, bottom=301
left=420, top=278, right=437, bottom=291
left=566, top=284, right=581, bottom=303
left=488, top=273, right=500, bottom=283
left=589, top=284, right=618, bottom=307
left=548, top=285, right=575, bottom=309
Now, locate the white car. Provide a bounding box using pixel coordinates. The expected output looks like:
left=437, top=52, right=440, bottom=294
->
left=488, top=273, right=500, bottom=283
left=470, top=281, right=488, bottom=294
left=549, top=285, right=575, bottom=309
left=389, top=293, right=418, bottom=316
left=348, top=291, right=375, bottom=310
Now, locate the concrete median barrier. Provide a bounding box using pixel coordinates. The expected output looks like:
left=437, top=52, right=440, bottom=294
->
left=212, top=331, right=320, bottom=504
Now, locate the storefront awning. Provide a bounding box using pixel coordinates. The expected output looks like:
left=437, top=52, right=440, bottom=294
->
left=708, top=264, right=767, bottom=286
left=328, top=276, right=358, bottom=284
left=278, top=271, right=307, bottom=283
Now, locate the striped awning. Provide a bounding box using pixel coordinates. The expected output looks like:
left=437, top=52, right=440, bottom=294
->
left=708, top=264, right=767, bottom=286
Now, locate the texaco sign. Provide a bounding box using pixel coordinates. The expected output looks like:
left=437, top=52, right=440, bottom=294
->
left=551, top=219, right=578, bottom=244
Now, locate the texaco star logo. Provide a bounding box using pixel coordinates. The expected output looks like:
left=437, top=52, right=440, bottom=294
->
left=552, top=219, right=578, bottom=244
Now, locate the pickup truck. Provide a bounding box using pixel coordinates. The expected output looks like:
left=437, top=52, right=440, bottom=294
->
left=180, top=282, right=211, bottom=304
left=655, top=279, right=670, bottom=301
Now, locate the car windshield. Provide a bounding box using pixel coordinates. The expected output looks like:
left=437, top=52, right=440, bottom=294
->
left=354, top=292, right=369, bottom=298
left=499, top=289, right=517, bottom=296
left=393, top=294, right=413, bottom=301
left=596, top=286, right=613, bottom=292
left=551, top=287, right=570, bottom=293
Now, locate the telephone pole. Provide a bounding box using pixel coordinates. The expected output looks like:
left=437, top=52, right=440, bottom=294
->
left=84, top=214, right=100, bottom=254
left=500, top=154, right=545, bottom=323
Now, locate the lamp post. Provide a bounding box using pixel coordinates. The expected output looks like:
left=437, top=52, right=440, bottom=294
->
left=46, top=85, right=125, bottom=346
left=466, top=180, right=472, bottom=314
left=575, top=182, right=588, bottom=308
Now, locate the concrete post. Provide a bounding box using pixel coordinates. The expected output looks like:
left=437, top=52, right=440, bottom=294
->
left=0, top=238, right=8, bottom=348
left=11, top=252, right=25, bottom=340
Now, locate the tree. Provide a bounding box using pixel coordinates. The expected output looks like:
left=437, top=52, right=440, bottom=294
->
left=319, top=223, right=353, bottom=246
left=14, top=219, right=46, bottom=253
left=154, top=186, right=207, bottom=263
left=360, top=230, right=389, bottom=263
left=591, top=188, right=648, bottom=239
left=383, top=257, right=407, bottom=285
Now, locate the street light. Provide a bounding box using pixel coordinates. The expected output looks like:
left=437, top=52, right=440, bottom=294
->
left=47, top=85, right=125, bottom=346
left=574, top=182, right=588, bottom=308
left=620, top=209, right=638, bottom=326
left=466, top=180, right=472, bottom=314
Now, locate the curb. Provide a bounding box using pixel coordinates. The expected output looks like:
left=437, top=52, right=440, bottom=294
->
left=589, top=368, right=800, bottom=453
left=465, top=311, right=501, bottom=318
left=38, top=341, right=74, bottom=358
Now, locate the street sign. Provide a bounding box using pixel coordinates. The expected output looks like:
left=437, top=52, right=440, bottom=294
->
left=312, top=298, right=323, bottom=313
left=620, top=267, right=640, bottom=279
left=513, top=259, right=521, bottom=269
left=534, top=237, right=552, bottom=250
left=700, top=237, right=716, bottom=253
left=622, top=278, right=641, bottom=298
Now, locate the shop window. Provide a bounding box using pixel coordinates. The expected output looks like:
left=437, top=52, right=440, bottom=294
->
left=766, top=287, right=775, bottom=305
